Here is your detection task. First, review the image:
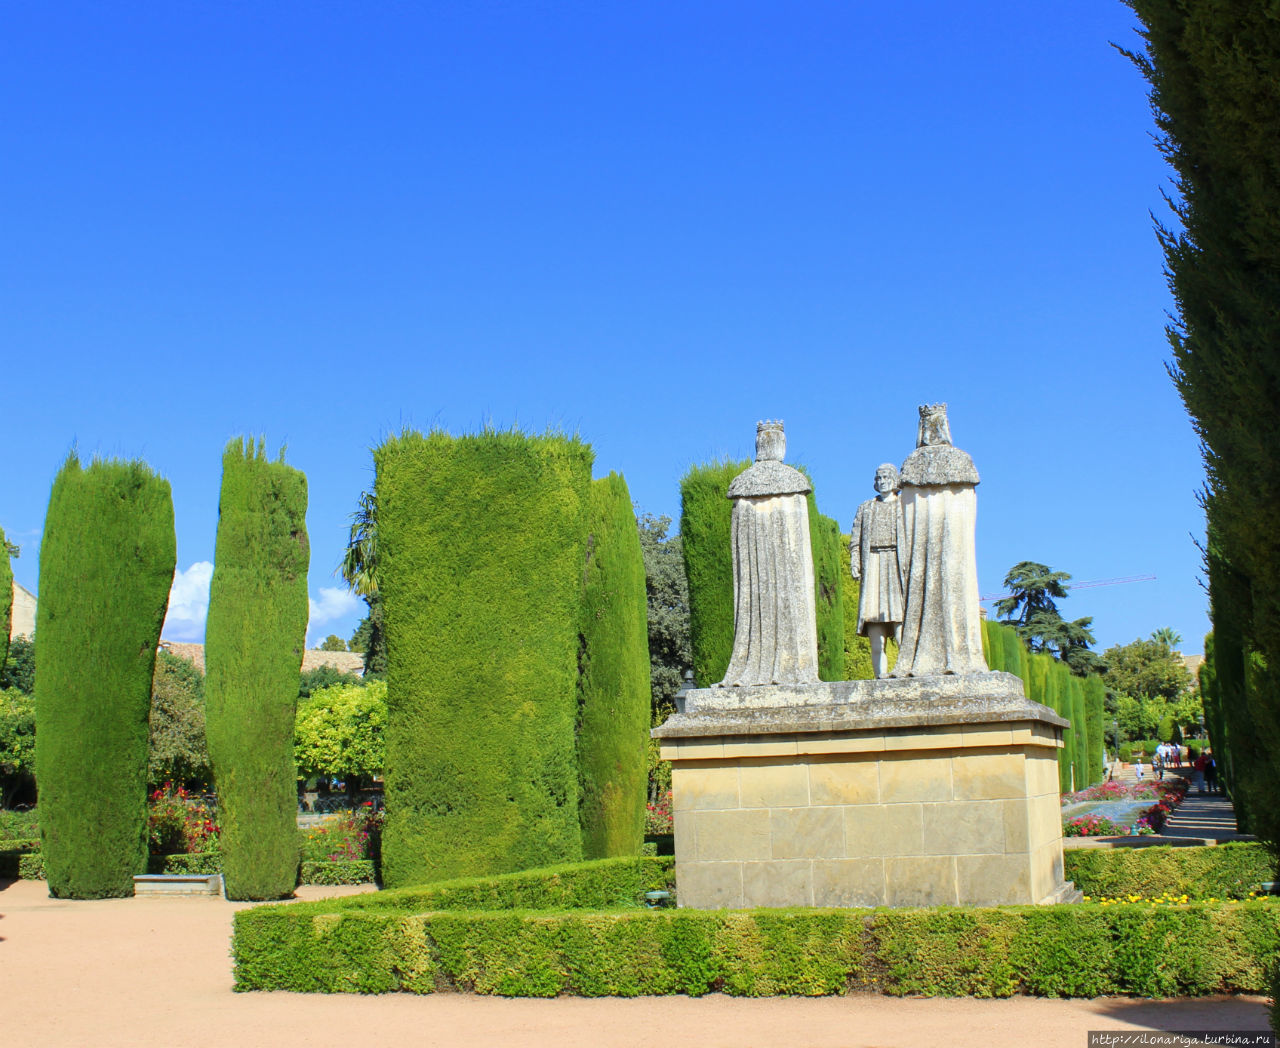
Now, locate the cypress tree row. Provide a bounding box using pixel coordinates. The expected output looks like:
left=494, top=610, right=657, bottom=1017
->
left=1084, top=675, right=1106, bottom=781
left=0, top=525, right=12, bottom=670
left=809, top=508, right=845, bottom=681
left=1002, top=627, right=1026, bottom=683
left=1068, top=675, right=1089, bottom=793
left=679, top=459, right=748, bottom=686
left=577, top=473, right=650, bottom=859
left=376, top=430, right=591, bottom=887
left=35, top=456, right=176, bottom=898
left=204, top=439, right=309, bottom=901
left=980, top=618, right=1000, bottom=672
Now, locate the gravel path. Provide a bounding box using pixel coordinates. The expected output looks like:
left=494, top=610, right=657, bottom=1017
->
left=2, top=878, right=1269, bottom=1048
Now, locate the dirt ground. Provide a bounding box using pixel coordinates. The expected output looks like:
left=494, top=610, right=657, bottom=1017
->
left=2, top=878, right=1270, bottom=1048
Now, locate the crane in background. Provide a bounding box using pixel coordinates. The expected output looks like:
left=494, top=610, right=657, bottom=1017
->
left=979, top=574, right=1156, bottom=603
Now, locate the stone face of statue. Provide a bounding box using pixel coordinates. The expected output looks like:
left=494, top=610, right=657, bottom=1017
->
left=874, top=467, right=897, bottom=497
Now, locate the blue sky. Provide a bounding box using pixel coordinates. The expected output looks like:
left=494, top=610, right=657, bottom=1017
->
left=2, top=2, right=1208, bottom=654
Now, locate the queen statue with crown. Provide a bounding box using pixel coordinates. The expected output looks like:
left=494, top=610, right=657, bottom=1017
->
left=717, top=420, right=821, bottom=687
left=891, top=403, right=988, bottom=677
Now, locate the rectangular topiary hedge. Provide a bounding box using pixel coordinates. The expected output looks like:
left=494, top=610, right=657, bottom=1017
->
left=234, top=894, right=1280, bottom=998
left=375, top=430, right=592, bottom=887
left=1064, top=842, right=1273, bottom=900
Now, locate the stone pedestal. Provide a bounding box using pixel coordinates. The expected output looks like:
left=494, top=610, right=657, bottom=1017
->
left=653, top=672, right=1076, bottom=909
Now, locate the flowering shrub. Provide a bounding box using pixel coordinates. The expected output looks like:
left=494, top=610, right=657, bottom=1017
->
left=645, top=791, right=672, bottom=835
left=1061, top=779, right=1187, bottom=837
left=1063, top=813, right=1134, bottom=837
left=147, top=783, right=219, bottom=855
left=1084, top=891, right=1264, bottom=906
left=300, top=804, right=382, bottom=863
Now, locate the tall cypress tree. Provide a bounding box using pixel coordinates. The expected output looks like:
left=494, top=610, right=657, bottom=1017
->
left=577, top=473, right=649, bottom=858
left=205, top=439, right=309, bottom=900
left=35, top=456, right=176, bottom=898
left=679, top=459, right=748, bottom=686
left=1123, top=3, right=1280, bottom=848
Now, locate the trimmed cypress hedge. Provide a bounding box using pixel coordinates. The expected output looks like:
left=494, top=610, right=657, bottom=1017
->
left=0, top=525, right=12, bottom=670
left=1084, top=675, right=1106, bottom=779
left=679, top=459, right=748, bottom=686
left=35, top=456, right=176, bottom=898
left=680, top=459, right=844, bottom=686
left=577, top=473, right=649, bottom=859
left=1064, top=843, right=1272, bottom=901
left=375, top=430, right=591, bottom=887
left=809, top=509, right=845, bottom=682
left=205, top=439, right=309, bottom=901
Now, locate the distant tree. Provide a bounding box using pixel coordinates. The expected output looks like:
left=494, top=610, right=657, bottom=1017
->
left=347, top=618, right=370, bottom=654
left=318, top=634, right=347, bottom=652
left=298, top=664, right=362, bottom=698
left=994, top=561, right=1102, bottom=675
left=1103, top=637, right=1193, bottom=706
left=0, top=686, right=35, bottom=808
left=0, top=636, right=34, bottom=694
left=294, top=680, right=387, bottom=793
left=147, top=650, right=210, bottom=788
left=1151, top=627, right=1183, bottom=651
left=637, top=511, right=691, bottom=718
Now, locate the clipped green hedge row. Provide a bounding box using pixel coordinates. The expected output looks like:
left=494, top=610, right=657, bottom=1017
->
left=1, top=848, right=376, bottom=886
left=234, top=899, right=1280, bottom=998
left=282, top=856, right=674, bottom=917
left=1064, top=843, right=1272, bottom=900
left=300, top=860, right=376, bottom=885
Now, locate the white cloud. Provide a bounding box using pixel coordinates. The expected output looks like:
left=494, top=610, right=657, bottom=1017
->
left=163, top=567, right=362, bottom=648
left=163, top=561, right=213, bottom=642
left=307, top=586, right=364, bottom=646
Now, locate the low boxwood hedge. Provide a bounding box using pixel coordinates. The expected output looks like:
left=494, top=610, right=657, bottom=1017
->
left=0, top=847, right=377, bottom=886
left=234, top=896, right=1280, bottom=997
left=1064, top=842, right=1272, bottom=899
left=231, top=856, right=1280, bottom=998
left=300, top=860, right=376, bottom=885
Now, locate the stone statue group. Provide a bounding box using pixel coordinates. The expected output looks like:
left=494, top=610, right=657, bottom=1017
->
left=719, top=404, right=987, bottom=688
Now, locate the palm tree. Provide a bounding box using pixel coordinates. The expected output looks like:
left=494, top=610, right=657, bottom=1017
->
left=1150, top=626, right=1182, bottom=652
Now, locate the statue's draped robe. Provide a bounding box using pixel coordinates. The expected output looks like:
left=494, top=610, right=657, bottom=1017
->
left=719, top=460, right=820, bottom=687
left=851, top=495, right=904, bottom=636
left=892, top=444, right=988, bottom=677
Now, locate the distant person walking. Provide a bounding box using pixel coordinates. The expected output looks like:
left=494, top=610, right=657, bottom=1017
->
left=1205, top=752, right=1219, bottom=794
left=1194, top=751, right=1209, bottom=794
left=1134, top=756, right=1145, bottom=782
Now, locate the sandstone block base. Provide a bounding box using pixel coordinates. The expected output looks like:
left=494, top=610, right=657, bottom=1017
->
left=654, top=673, right=1072, bottom=909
